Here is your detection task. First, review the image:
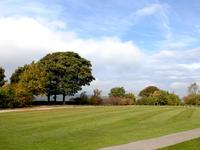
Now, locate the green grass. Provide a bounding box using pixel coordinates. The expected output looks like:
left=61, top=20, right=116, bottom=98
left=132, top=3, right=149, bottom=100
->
left=0, top=106, right=200, bottom=150
left=160, top=138, right=200, bottom=150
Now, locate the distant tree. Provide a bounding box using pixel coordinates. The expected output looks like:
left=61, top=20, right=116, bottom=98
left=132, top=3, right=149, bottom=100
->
left=90, top=89, right=102, bottom=105
left=183, top=82, right=200, bottom=105
left=39, top=52, right=95, bottom=103
left=125, top=93, right=136, bottom=104
left=109, top=87, right=125, bottom=97
left=184, top=94, right=200, bottom=105
left=0, top=67, right=6, bottom=87
left=73, top=91, right=89, bottom=105
left=152, top=90, right=169, bottom=105
left=188, top=82, right=199, bottom=95
left=139, top=86, right=159, bottom=97
left=137, top=89, right=181, bottom=106
left=167, top=93, right=181, bottom=106
left=10, top=65, right=28, bottom=84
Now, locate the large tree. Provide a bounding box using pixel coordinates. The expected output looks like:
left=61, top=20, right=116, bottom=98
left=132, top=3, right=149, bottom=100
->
left=0, top=67, right=6, bottom=87
left=39, top=51, right=95, bottom=103
left=139, top=86, right=159, bottom=97
left=10, top=65, right=29, bottom=84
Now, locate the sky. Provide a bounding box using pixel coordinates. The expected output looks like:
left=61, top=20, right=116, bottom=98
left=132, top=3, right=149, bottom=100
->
left=1, top=0, right=200, bottom=96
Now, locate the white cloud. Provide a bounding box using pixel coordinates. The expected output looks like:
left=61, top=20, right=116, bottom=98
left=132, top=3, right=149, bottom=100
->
left=179, top=63, right=200, bottom=70
left=0, top=16, right=199, bottom=96
left=136, top=4, right=163, bottom=17
left=0, top=16, right=142, bottom=82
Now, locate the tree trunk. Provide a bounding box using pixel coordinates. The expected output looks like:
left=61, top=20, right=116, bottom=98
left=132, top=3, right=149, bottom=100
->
left=63, top=94, right=66, bottom=105
left=54, top=94, right=57, bottom=102
left=47, top=94, right=50, bottom=104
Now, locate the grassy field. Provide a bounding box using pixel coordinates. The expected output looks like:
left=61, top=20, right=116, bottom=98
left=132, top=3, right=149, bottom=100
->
left=0, top=106, right=200, bottom=150
left=160, top=138, right=200, bottom=150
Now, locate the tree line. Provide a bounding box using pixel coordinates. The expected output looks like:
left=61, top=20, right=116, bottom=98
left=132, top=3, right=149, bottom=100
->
left=0, top=51, right=199, bottom=108
left=0, top=52, right=94, bottom=108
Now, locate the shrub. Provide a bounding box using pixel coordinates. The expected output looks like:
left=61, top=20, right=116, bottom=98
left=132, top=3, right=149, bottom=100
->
left=90, top=89, right=103, bottom=105
left=125, top=93, right=136, bottom=104
left=0, top=85, right=15, bottom=108
left=0, top=84, right=33, bottom=108
left=137, top=96, right=157, bottom=105
left=73, top=91, right=89, bottom=105
left=104, top=97, right=134, bottom=105
left=137, top=90, right=181, bottom=106
left=184, top=94, right=200, bottom=105
left=167, top=93, right=181, bottom=106
left=13, top=84, right=33, bottom=107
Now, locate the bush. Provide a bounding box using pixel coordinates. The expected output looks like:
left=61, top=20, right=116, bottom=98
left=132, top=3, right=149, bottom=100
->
left=137, top=90, right=181, bottom=106
left=13, top=84, right=33, bottom=107
left=125, top=93, right=136, bottom=104
left=0, top=84, right=33, bottom=108
left=89, top=89, right=103, bottom=105
left=0, top=85, right=15, bottom=108
left=167, top=93, right=181, bottom=106
left=137, top=96, right=157, bottom=105
left=73, top=91, right=90, bottom=105
left=90, top=96, right=102, bottom=105
left=104, top=97, right=134, bottom=105
left=184, top=94, right=200, bottom=105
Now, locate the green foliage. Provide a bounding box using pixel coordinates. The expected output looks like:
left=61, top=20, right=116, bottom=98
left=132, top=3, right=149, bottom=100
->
left=10, top=65, right=28, bottom=84
left=167, top=93, right=181, bottom=106
left=0, top=85, right=15, bottom=108
left=107, top=87, right=135, bottom=105
left=152, top=90, right=169, bottom=105
left=13, top=84, right=34, bottom=107
left=137, top=90, right=181, bottom=106
left=39, top=51, right=95, bottom=102
left=0, top=67, right=6, bottom=87
left=0, top=84, right=33, bottom=108
left=139, top=86, right=159, bottom=97
left=17, top=62, right=46, bottom=95
left=137, top=96, right=157, bottom=105
left=125, top=93, right=136, bottom=104
left=109, top=87, right=125, bottom=97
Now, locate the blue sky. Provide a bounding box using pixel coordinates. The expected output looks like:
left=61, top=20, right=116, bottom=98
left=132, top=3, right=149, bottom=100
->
left=0, top=0, right=200, bottom=96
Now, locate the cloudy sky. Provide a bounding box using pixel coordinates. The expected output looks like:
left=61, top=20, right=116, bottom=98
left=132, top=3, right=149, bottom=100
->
left=1, top=0, right=200, bottom=96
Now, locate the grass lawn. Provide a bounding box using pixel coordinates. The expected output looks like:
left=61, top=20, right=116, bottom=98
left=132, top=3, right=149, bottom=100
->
left=0, top=106, right=200, bottom=150
left=160, top=137, right=200, bottom=150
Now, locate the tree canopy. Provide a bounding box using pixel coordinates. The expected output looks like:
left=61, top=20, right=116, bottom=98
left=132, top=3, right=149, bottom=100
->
left=39, top=51, right=95, bottom=103
left=139, top=86, right=159, bottom=97
left=109, top=87, right=126, bottom=97
left=10, top=65, right=29, bottom=84
left=0, top=67, right=6, bottom=87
